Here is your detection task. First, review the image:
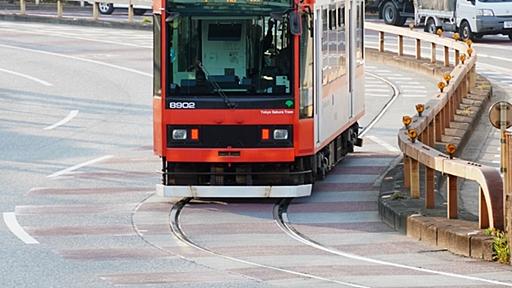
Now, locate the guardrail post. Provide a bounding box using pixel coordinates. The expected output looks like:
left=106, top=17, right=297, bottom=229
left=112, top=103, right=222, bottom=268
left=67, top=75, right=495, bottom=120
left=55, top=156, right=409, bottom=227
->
left=415, top=39, right=421, bottom=60
left=379, top=31, right=385, bottom=52
left=397, top=35, right=403, bottom=56
left=410, top=158, right=420, bottom=199
left=423, top=124, right=435, bottom=208
left=93, top=1, right=99, bottom=20
left=469, top=65, right=476, bottom=88
left=444, top=105, right=450, bottom=129
left=20, top=0, right=26, bottom=15
left=128, top=0, right=134, bottom=23
left=448, top=94, right=454, bottom=123
left=479, top=187, right=490, bottom=228
left=444, top=46, right=449, bottom=67
left=455, top=50, right=460, bottom=65
left=435, top=113, right=442, bottom=142
left=404, top=155, right=410, bottom=188
left=57, top=0, right=63, bottom=18
left=506, top=132, right=512, bottom=238
left=431, top=43, right=436, bottom=64
left=447, top=175, right=458, bottom=219
left=425, top=167, right=435, bottom=208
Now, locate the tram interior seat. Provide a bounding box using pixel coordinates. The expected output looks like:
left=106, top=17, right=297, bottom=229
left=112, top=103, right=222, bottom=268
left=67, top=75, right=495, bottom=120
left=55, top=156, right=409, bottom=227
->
left=208, top=75, right=240, bottom=89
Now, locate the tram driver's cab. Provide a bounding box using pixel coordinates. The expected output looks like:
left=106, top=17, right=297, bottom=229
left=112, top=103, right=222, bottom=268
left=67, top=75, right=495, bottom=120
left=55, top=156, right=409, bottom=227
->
left=168, top=14, right=293, bottom=97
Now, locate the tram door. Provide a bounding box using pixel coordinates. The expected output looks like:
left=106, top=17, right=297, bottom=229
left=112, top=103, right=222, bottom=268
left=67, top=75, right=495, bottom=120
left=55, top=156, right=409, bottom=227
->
left=314, top=8, right=322, bottom=144
left=347, top=0, right=355, bottom=119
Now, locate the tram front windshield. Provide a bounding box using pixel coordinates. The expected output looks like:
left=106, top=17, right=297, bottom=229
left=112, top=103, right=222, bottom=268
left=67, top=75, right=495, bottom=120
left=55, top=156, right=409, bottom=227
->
left=168, top=16, right=292, bottom=96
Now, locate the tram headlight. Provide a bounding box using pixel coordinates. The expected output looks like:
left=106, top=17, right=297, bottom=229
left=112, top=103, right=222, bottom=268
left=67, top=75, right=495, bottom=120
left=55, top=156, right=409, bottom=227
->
left=273, top=129, right=289, bottom=140
left=172, top=129, right=187, bottom=140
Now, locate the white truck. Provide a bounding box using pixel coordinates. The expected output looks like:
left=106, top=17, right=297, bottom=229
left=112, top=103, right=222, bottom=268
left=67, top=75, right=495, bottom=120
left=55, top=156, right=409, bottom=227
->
left=377, top=0, right=512, bottom=40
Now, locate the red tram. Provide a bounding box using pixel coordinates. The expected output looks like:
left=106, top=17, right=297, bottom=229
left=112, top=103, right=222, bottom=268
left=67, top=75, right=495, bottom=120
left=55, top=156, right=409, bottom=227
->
left=152, top=0, right=365, bottom=197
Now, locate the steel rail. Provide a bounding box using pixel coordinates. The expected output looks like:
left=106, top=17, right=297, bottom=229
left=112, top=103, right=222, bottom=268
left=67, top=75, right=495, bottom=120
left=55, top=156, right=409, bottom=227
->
left=273, top=199, right=512, bottom=287
left=169, top=198, right=370, bottom=288
left=360, top=71, right=400, bottom=137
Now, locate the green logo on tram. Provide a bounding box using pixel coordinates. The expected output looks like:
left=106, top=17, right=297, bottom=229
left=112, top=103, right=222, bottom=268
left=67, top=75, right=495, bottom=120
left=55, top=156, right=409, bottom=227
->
left=285, top=100, right=293, bottom=108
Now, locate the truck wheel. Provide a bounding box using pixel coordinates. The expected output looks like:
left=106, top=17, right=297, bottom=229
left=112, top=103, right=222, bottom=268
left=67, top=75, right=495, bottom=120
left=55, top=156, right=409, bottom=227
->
left=509, top=34, right=512, bottom=41
left=382, top=2, right=399, bottom=25
left=424, top=18, right=437, bottom=34
left=396, top=16, right=407, bottom=26
left=459, top=20, right=473, bottom=41
left=133, top=9, right=146, bottom=16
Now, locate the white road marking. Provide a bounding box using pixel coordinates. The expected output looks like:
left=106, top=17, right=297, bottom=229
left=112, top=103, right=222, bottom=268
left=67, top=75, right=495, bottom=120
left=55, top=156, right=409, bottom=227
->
left=0, top=67, right=52, bottom=86
left=399, top=85, right=426, bottom=89
left=403, top=94, right=428, bottom=98
left=47, top=155, right=113, bottom=178
left=479, top=53, right=512, bottom=64
left=386, top=76, right=413, bottom=80
left=3, top=212, right=39, bottom=244
left=43, top=110, right=79, bottom=130
left=0, top=27, right=151, bottom=49
left=365, top=135, right=400, bottom=152
left=0, top=44, right=151, bottom=78
left=365, top=88, right=391, bottom=92
left=360, top=73, right=400, bottom=137
left=365, top=83, right=387, bottom=86
left=366, top=93, right=390, bottom=97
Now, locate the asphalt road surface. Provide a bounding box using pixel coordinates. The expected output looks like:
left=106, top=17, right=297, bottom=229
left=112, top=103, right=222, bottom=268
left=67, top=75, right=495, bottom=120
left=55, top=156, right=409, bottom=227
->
left=1, top=20, right=512, bottom=288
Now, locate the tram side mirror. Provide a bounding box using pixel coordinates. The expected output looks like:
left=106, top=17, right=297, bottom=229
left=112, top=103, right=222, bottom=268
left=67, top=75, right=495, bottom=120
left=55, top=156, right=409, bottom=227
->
left=290, top=11, right=302, bottom=36
left=165, top=12, right=180, bottom=23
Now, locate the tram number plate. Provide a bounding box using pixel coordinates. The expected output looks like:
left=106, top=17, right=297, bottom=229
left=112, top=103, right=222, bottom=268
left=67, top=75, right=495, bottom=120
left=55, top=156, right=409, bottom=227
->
left=505, top=21, right=512, bottom=28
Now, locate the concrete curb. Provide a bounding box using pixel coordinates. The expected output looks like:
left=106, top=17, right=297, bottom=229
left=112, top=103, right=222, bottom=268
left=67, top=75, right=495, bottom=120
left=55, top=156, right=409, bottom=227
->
left=0, top=12, right=152, bottom=30
left=368, top=48, right=496, bottom=261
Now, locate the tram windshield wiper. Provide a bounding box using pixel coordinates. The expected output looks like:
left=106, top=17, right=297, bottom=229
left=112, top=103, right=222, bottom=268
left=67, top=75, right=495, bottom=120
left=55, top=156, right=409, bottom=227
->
left=198, top=63, right=237, bottom=109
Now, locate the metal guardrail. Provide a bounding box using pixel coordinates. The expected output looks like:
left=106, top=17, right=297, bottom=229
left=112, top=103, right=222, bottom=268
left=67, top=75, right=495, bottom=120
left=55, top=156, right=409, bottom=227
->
left=366, top=22, right=504, bottom=230
left=15, top=0, right=151, bottom=21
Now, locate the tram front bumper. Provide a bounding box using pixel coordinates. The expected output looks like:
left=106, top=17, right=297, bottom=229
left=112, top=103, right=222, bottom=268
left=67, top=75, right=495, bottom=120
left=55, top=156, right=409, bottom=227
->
left=156, top=184, right=312, bottom=198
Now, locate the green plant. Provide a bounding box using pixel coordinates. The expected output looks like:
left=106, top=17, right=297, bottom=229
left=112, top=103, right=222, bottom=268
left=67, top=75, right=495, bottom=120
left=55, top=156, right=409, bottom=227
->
left=484, top=227, right=494, bottom=236
left=142, top=17, right=152, bottom=24
left=492, top=230, right=510, bottom=264
left=390, top=191, right=405, bottom=200
left=486, top=228, right=510, bottom=264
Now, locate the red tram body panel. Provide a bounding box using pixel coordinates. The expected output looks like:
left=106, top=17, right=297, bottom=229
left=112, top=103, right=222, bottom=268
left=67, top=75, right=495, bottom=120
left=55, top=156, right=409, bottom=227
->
left=152, top=0, right=365, bottom=197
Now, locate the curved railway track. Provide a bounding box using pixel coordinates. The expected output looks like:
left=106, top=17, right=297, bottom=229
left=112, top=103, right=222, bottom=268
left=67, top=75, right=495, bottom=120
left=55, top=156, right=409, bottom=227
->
left=161, top=72, right=402, bottom=288
left=138, top=71, right=512, bottom=287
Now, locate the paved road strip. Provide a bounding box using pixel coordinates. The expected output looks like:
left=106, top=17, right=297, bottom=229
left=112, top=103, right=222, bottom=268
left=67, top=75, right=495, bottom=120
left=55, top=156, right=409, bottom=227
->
left=0, top=44, right=151, bottom=78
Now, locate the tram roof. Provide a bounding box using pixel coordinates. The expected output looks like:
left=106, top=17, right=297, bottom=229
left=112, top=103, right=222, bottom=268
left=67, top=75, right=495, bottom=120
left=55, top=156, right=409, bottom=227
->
left=167, top=0, right=292, bottom=15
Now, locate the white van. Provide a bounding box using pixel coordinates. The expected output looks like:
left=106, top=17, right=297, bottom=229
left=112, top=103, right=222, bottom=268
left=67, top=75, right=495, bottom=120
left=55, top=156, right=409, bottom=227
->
left=97, top=2, right=151, bottom=15
left=415, top=0, right=512, bottom=40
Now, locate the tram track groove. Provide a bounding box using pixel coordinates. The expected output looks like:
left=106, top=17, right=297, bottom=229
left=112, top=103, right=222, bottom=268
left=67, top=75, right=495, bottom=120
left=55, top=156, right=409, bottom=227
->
left=169, top=198, right=371, bottom=288
left=274, top=197, right=512, bottom=287
left=158, top=72, right=403, bottom=287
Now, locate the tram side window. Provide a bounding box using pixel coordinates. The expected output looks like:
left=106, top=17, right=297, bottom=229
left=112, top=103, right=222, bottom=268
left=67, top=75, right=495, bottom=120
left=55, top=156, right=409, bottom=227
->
left=356, top=2, right=364, bottom=64
left=328, top=6, right=337, bottom=73
left=338, top=6, right=346, bottom=77
left=299, top=14, right=313, bottom=119
left=153, top=14, right=161, bottom=97
left=322, top=8, right=328, bottom=85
